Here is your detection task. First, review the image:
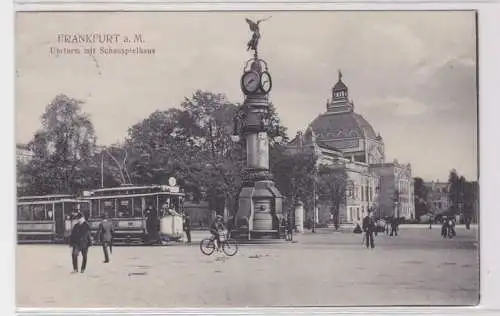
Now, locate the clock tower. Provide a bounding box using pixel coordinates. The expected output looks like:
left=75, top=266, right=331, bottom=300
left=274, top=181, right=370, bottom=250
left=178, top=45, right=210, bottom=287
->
left=231, top=48, right=283, bottom=240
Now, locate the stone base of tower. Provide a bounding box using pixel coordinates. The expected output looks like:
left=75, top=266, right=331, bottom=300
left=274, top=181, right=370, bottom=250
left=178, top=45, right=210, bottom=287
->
left=232, top=180, right=284, bottom=241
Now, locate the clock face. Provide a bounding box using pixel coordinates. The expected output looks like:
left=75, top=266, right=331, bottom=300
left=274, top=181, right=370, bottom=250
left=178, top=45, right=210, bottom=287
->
left=241, top=71, right=260, bottom=94
left=260, top=71, right=272, bottom=93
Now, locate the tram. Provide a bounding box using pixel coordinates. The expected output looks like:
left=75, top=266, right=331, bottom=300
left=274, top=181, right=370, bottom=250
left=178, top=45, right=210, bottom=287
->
left=17, top=179, right=186, bottom=245
left=80, top=180, right=185, bottom=244
left=17, top=195, right=90, bottom=243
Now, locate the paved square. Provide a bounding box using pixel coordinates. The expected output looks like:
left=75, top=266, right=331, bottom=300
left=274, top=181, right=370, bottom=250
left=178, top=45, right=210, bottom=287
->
left=16, top=225, right=479, bottom=308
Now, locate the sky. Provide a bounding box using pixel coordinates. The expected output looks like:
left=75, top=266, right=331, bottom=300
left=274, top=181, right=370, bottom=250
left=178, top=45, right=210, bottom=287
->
left=15, top=11, right=478, bottom=181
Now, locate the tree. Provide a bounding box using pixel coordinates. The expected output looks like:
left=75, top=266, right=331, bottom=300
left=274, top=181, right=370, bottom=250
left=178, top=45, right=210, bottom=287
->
left=267, top=102, right=289, bottom=147
left=448, top=169, right=478, bottom=224
left=271, top=150, right=316, bottom=215
left=413, top=177, right=429, bottom=219
left=124, top=91, right=247, bottom=212
left=18, top=94, right=98, bottom=195
left=179, top=91, right=242, bottom=213
left=448, top=169, right=464, bottom=215
left=463, top=181, right=478, bottom=224
left=317, top=164, right=348, bottom=225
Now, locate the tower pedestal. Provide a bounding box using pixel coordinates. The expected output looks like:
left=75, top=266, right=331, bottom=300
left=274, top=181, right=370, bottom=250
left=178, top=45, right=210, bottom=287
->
left=236, top=180, right=283, bottom=236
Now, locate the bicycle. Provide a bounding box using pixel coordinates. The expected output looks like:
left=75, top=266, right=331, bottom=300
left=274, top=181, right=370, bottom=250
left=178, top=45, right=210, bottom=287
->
left=199, top=230, right=238, bottom=256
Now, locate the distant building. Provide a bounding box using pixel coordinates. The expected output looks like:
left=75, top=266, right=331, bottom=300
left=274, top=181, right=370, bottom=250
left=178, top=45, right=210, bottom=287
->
left=285, top=71, right=415, bottom=224
left=16, top=143, right=34, bottom=164
left=424, top=181, right=450, bottom=215
left=370, top=162, right=414, bottom=220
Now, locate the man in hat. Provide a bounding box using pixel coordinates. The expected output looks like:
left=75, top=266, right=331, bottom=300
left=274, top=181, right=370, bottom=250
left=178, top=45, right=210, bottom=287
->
left=96, top=212, right=114, bottom=263
left=390, top=216, right=399, bottom=237
left=183, top=213, right=192, bottom=244
left=144, top=205, right=156, bottom=244
left=210, top=214, right=226, bottom=250
left=362, top=209, right=376, bottom=249
left=69, top=212, right=92, bottom=273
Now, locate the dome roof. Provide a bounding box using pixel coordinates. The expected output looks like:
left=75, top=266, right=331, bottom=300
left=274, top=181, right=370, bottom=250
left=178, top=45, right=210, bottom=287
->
left=308, top=112, right=378, bottom=149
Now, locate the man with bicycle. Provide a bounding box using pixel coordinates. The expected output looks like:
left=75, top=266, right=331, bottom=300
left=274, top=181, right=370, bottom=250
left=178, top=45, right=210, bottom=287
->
left=210, top=214, right=226, bottom=249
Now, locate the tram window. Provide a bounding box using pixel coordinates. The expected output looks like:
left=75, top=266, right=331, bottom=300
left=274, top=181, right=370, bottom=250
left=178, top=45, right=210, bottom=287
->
left=170, top=197, right=179, bottom=211
left=133, top=197, right=143, bottom=217
left=18, top=205, right=31, bottom=220
left=32, top=205, right=46, bottom=220
left=118, top=199, right=132, bottom=218
left=54, top=203, right=63, bottom=220
left=157, top=196, right=170, bottom=216
left=101, top=200, right=115, bottom=217
left=158, top=196, right=171, bottom=210
left=62, top=202, right=76, bottom=219
left=46, top=204, right=54, bottom=220
left=143, top=197, right=156, bottom=216
left=90, top=200, right=99, bottom=218
left=79, top=202, right=91, bottom=219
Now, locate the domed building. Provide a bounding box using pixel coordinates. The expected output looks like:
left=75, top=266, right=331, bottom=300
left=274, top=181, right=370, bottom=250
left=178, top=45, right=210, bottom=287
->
left=286, top=71, right=415, bottom=225
left=309, top=71, right=385, bottom=165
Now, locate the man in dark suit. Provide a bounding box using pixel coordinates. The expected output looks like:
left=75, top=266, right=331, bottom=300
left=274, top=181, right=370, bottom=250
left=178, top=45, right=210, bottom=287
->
left=144, top=205, right=156, bottom=244
left=69, top=213, right=92, bottom=273
left=183, top=214, right=191, bottom=244
left=96, top=212, right=114, bottom=263
left=362, top=210, right=376, bottom=249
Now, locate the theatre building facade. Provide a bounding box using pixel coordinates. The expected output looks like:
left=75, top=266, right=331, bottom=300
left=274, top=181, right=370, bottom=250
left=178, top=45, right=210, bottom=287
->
left=286, top=72, right=415, bottom=225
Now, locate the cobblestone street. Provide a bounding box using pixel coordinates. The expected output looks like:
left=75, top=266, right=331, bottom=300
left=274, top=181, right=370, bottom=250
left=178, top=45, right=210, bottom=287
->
left=16, top=225, right=479, bottom=308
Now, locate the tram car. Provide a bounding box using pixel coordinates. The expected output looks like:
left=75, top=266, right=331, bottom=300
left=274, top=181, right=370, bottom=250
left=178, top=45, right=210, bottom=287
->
left=17, top=195, right=90, bottom=244
left=80, top=179, right=185, bottom=245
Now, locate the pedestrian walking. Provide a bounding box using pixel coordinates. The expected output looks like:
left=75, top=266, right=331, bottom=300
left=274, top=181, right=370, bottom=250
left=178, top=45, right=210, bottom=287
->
left=441, top=216, right=448, bottom=238
left=429, top=216, right=433, bottom=229
left=183, top=214, right=192, bottom=244
left=96, top=212, right=114, bottom=263
left=385, top=217, right=390, bottom=236
left=449, top=217, right=456, bottom=237
left=390, top=216, right=399, bottom=236
left=362, top=210, right=376, bottom=249
left=144, top=205, right=156, bottom=244
left=287, top=217, right=294, bottom=241
left=69, top=212, right=92, bottom=273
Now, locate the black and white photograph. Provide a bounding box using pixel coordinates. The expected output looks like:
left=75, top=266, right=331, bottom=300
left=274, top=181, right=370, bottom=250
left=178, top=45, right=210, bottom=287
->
left=15, top=10, right=479, bottom=308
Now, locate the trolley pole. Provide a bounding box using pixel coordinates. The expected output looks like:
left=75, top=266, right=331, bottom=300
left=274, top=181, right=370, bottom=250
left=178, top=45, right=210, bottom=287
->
left=101, top=150, right=104, bottom=188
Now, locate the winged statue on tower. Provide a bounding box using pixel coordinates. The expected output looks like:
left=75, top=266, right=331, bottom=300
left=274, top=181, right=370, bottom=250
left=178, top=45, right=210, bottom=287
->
left=245, top=17, right=271, bottom=54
